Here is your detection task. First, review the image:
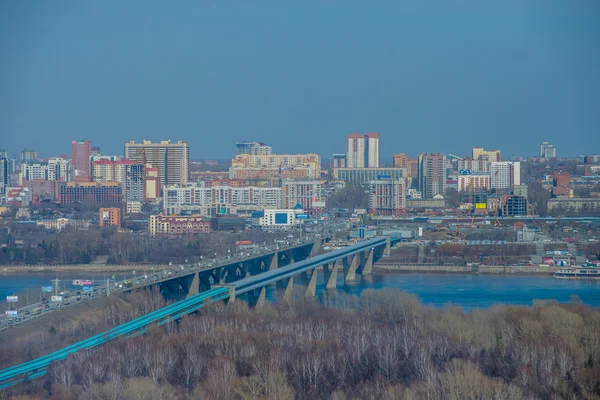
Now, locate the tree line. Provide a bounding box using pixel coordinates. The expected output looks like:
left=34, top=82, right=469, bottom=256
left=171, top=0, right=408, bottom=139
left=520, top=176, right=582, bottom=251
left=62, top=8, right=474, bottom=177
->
left=1, top=288, right=599, bottom=399
left=0, top=224, right=290, bottom=266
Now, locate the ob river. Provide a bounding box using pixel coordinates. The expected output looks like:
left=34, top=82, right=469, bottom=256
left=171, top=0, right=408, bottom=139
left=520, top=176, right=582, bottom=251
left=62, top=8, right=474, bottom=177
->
left=1, top=272, right=599, bottom=310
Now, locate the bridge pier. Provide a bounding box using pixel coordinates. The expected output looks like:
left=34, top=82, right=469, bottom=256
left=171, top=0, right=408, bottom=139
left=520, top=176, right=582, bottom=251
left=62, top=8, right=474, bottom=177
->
left=323, top=260, right=339, bottom=289
left=186, top=272, right=200, bottom=298
left=277, top=277, right=295, bottom=302
left=362, top=249, right=374, bottom=276
left=247, top=287, right=267, bottom=308
left=384, top=237, right=391, bottom=256
left=269, top=252, right=278, bottom=270
left=344, top=254, right=359, bottom=282
left=302, top=270, right=318, bottom=297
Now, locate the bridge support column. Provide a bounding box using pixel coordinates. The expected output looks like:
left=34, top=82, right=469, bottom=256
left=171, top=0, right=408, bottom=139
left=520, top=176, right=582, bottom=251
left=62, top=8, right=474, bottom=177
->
left=303, top=270, right=318, bottom=297
left=344, top=254, right=359, bottom=282
left=384, top=237, right=391, bottom=256
left=362, top=249, right=374, bottom=276
left=281, top=277, right=295, bottom=302
left=248, top=287, right=266, bottom=308
left=269, top=253, right=278, bottom=270
left=310, top=240, right=322, bottom=257
left=323, top=261, right=339, bottom=289
left=186, top=272, right=200, bottom=298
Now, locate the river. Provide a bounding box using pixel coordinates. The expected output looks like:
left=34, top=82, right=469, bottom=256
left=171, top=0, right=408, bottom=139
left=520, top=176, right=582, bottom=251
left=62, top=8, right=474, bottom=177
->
left=1, top=272, right=599, bottom=310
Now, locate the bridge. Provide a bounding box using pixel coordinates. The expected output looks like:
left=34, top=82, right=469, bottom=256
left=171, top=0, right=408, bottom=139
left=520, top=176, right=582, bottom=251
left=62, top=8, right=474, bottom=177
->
left=0, top=236, right=393, bottom=389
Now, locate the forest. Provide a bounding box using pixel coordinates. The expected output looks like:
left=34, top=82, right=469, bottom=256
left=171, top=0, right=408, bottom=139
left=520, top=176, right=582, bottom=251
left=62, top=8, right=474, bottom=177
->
left=1, top=288, right=599, bottom=399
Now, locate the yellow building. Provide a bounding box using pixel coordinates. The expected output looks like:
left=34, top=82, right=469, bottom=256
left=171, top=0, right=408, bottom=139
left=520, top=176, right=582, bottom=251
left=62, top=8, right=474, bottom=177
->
left=472, top=147, right=502, bottom=162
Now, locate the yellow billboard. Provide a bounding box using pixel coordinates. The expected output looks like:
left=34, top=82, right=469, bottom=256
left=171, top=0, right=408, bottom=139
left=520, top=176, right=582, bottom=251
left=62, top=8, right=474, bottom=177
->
left=475, top=203, right=487, bottom=209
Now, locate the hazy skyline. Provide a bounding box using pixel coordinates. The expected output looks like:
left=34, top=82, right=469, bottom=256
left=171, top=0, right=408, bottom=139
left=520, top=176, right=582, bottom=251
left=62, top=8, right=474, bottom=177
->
left=1, top=0, right=599, bottom=159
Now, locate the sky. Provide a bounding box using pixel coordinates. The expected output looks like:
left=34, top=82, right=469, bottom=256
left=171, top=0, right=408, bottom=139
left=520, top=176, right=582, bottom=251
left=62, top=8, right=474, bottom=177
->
left=1, top=0, right=599, bottom=160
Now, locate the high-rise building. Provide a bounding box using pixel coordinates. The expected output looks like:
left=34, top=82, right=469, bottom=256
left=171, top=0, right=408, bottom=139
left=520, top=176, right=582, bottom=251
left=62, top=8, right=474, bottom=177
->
left=235, top=141, right=272, bottom=155
left=91, top=159, right=144, bottom=201
left=124, top=140, right=189, bottom=186
left=72, top=140, right=91, bottom=180
left=540, top=142, right=556, bottom=158
left=282, top=180, right=323, bottom=209
left=21, top=149, right=38, bottom=162
left=346, top=132, right=380, bottom=168
left=368, top=178, right=406, bottom=216
left=0, top=157, right=8, bottom=194
left=332, top=154, right=346, bottom=169
left=144, top=165, right=160, bottom=201
left=472, top=147, right=501, bottom=162
left=457, top=158, right=490, bottom=173
left=490, top=162, right=521, bottom=193
left=19, top=158, right=71, bottom=185
left=393, top=153, right=417, bottom=177
left=91, top=146, right=101, bottom=156
left=417, top=153, right=447, bottom=199
left=457, top=173, right=491, bottom=193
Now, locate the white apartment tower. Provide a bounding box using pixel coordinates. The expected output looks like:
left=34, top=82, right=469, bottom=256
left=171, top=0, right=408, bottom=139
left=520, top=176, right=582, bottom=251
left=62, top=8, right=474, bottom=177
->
left=346, top=132, right=380, bottom=168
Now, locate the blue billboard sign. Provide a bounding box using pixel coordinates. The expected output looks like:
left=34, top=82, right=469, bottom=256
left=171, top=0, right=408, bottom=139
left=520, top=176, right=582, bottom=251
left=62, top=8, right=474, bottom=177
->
left=41, top=286, right=53, bottom=292
left=296, top=214, right=309, bottom=219
left=459, top=169, right=472, bottom=175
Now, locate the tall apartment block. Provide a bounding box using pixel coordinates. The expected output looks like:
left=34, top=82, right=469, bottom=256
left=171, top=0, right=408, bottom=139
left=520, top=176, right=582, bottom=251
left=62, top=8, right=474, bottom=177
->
left=346, top=132, right=379, bottom=168
left=393, top=153, right=417, bottom=177
left=490, top=162, right=521, bottom=193
left=0, top=157, right=8, bottom=194
left=91, top=159, right=144, bottom=201
left=540, top=141, right=556, bottom=158
left=417, top=153, right=447, bottom=199
left=368, top=178, right=406, bottom=216
left=72, top=140, right=91, bottom=180
left=21, top=149, right=38, bottom=162
left=124, top=140, right=189, bottom=186
left=235, top=141, right=272, bottom=155
left=472, top=147, right=501, bottom=162
left=332, top=154, right=346, bottom=169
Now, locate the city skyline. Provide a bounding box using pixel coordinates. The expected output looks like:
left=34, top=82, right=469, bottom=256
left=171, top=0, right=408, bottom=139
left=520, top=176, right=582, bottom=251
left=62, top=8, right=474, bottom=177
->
left=2, top=1, right=599, bottom=158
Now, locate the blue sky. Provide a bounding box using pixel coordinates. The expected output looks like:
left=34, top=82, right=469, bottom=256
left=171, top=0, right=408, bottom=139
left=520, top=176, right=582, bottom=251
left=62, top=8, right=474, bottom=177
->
left=1, top=0, right=599, bottom=159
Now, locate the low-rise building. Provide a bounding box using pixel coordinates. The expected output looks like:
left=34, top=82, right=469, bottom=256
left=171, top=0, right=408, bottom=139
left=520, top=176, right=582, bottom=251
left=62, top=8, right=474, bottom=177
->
left=251, top=208, right=301, bottom=229
left=59, top=182, right=122, bottom=206
left=148, top=214, right=211, bottom=235
left=100, top=208, right=121, bottom=227
left=333, top=167, right=407, bottom=186
left=126, top=201, right=143, bottom=214
left=548, top=198, right=600, bottom=214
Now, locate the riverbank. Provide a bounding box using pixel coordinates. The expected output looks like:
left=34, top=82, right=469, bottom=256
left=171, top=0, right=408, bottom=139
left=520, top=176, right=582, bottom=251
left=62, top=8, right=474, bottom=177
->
left=375, top=263, right=558, bottom=276
left=0, top=264, right=172, bottom=273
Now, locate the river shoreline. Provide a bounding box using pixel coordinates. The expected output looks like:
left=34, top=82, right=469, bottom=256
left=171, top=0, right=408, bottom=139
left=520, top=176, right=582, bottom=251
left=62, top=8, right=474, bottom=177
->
left=374, top=263, right=557, bottom=277
left=0, top=264, right=172, bottom=274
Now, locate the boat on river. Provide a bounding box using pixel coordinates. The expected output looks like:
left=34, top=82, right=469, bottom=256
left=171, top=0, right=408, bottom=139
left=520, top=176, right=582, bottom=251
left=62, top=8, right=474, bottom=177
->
left=554, top=266, right=600, bottom=280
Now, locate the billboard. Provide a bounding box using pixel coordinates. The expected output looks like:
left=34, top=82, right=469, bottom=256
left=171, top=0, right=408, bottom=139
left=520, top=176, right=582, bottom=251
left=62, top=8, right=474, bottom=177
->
left=51, top=296, right=63, bottom=302
left=102, top=210, right=110, bottom=225
left=312, top=201, right=326, bottom=208
left=354, top=209, right=367, bottom=215
left=73, top=280, right=93, bottom=286
left=6, top=296, right=18, bottom=303
left=543, top=258, right=555, bottom=266
left=5, top=310, right=17, bottom=316
left=296, top=214, right=309, bottom=219
left=41, top=286, right=53, bottom=292
left=475, top=203, right=487, bottom=209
